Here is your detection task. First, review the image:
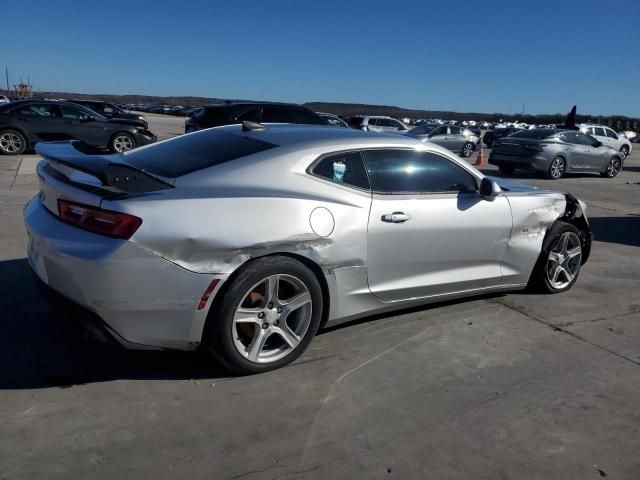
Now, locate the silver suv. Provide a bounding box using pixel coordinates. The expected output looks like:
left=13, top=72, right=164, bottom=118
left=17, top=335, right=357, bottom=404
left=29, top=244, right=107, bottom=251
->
left=349, top=116, right=410, bottom=133
left=579, top=124, right=632, bottom=158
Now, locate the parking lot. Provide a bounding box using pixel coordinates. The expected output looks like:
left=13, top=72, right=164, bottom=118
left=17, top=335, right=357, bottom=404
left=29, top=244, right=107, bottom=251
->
left=1, top=113, right=639, bottom=479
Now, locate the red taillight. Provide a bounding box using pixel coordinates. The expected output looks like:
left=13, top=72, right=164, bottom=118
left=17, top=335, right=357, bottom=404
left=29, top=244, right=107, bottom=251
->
left=57, top=200, right=142, bottom=239
left=197, top=279, right=220, bottom=310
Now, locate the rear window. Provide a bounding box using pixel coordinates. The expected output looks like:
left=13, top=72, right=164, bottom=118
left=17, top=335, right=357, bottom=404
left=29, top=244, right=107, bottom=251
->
left=509, top=129, right=558, bottom=140
left=123, top=130, right=278, bottom=177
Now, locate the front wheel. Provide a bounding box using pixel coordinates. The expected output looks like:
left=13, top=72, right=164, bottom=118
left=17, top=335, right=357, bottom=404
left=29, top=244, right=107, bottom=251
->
left=461, top=142, right=474, bottom=157
left=0, top=129, right=27, bottom=155
left=600, top=156, right=622, bottom=178
left=111, top=132, right=136, bottom=153
left=202, top=256, right=323, bottom=374
left=619, top=145, right=629, bottom=158
left=546, top=156, right=566, bottom=179
left=529, top=222, right=582, bottom=293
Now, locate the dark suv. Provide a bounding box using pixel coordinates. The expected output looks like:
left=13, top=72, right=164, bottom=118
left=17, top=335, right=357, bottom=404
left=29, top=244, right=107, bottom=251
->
left=185, top=102, right=327, bottom=133
left=68, top=100, right=148, bottom=128
left=483, top=127, right=523, bottom=147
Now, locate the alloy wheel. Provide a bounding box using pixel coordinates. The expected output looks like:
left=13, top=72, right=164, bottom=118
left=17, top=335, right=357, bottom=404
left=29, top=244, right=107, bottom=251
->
left=113, top=135, right=134, bottom=152
left=462, top=143, right=473, bottom=157
left=232, top=274, right=312, bottom=364
left=549, top=157, right=565, bottom=179
left=606, top=157, right=621, bottom=177
left=546, top=231, right=581, bottom=290
left=0, top=132, right=22, bottom=154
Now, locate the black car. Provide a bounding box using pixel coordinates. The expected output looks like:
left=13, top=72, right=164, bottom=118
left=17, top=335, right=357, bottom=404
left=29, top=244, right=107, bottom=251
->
left=185, top=102, right=327, bottom=133
left=0, top=100, right=156, bottom=155
left=483, top=127, right=523, bottom=147
left=68, top=99, right=148, bottom=128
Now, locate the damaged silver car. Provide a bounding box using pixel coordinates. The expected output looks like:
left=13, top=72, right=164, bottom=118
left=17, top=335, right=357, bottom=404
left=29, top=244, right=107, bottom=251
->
left=24, top=123, right=592, bottom=373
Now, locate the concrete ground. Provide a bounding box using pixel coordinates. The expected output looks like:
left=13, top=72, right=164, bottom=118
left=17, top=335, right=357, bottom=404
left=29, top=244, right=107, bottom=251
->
left=1, top=114, right=639, bottom=479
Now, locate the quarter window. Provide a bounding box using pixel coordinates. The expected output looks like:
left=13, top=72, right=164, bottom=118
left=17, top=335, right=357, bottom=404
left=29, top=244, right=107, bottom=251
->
left=363, top=149, right=477, bottom=194
left=312, top=152, right=370, bottom=190
left=605, top=128, right=618, bottom=139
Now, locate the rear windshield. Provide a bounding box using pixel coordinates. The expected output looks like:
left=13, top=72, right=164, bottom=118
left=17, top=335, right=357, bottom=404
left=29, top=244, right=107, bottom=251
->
left=509, top=129, right=558, bottom=140
left=123, top=130, right=278, bottom=177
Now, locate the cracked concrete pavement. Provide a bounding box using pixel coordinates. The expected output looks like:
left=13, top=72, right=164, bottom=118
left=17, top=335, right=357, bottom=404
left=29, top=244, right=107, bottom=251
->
left=1, top=115, right=639, bottom=479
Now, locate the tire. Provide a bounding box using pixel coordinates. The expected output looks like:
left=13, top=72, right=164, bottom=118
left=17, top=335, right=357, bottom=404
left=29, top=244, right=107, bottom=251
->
left=0, top=129, right=27, bottom=155
left=461, top=142, right=474, bottom=158
left=600, top=156, right=622, bottom=178
left=202, top=256, right=323, bottom=374
left=499, top=165, right=515, bottom=175
left=619, top=145, right=629, bottom=158
left=528, top=221, right=583, bottom=294
left=546, top=156, right=566, bottom=180
left=110, top=132, right=136, bottom=153
left=484, top=138, right=493, bottom=148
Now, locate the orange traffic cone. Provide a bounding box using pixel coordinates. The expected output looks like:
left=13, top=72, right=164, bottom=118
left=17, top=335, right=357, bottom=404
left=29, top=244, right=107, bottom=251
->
left=474, top=144, right=485, bottom=166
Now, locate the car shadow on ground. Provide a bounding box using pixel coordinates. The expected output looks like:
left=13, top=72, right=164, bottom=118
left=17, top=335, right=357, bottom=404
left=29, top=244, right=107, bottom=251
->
left=0, top=258, right=228, bottom=390
left=478, top=168, right=606, bottom=181
left=588, top=216, right=640, bottom=247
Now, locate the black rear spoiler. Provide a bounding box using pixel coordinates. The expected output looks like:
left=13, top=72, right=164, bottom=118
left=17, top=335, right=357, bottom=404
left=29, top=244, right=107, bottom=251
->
left=36, top=141, right=173, bottom=193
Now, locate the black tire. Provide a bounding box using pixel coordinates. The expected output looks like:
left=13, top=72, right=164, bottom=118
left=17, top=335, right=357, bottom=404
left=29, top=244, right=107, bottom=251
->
left=546, top=155, right=566, bottom=180
left=528, top=221, right=583, bottom=294
left=619, top=145, right=629, bottom=158
left=600, top=156, right=622, bottom=178
left=202, top=256, right=323, bottom=374
left=0, top=129, right=27, bottom=155
left=461, top=142, right=474, bottom=158
left=499, top=165, right=515, bottom=175
left=484, top=138, right=493, bottom=148
left=110, top=132, right=136, bottom=153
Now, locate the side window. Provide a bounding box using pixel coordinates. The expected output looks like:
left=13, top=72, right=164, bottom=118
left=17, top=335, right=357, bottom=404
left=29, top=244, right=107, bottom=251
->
left=235, top=108, right=260, bottom=122
left=450, top=126, right=462, bottom=134
left=61, top=106, right=91, bottom=120
left=261, top=107, right=296, bottom=123
left=363, top=149, right=477, bottom=194
left=311, top=152, right=370, bottom=190
left=573, top=133, right=596, bottom=145
left=605, top=128, right=618, bottom=139
left=560, top=132, right=580, bottom=144
left=367, top=118, right=378, bottom=127
left=293, top=109, right=325, bottom=125
left=102, top=105, right=115, bottom=114
left=14, top=104, right=60, bottom=117
left=593, top=127, right=606, bottom=137
left=431, top=126, right=445, bottom=136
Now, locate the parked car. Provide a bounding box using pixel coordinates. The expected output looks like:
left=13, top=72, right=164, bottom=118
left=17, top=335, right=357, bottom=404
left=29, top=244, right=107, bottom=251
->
left=483, top=127, right=523, bottom=147
left=317, top=112, right=349, bottom=128
left=489, top=128, right=623, bottom=179
left=0, top=100, right=156, bottom=155
left=348, top=116, right=410, bottom=133
left=185, top=102, right=326, bottom=133
left=579, top=124, right=633, bottom=158
left=67, top=99, right=148, bottom=128
left=0, top=95, right=10, bottom=104
left=25, top=123, right=592, bottom=374
left=410, top=124, right=479, bottom=157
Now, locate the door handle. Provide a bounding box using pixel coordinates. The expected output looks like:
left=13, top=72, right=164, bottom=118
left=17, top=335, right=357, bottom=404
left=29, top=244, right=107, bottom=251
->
left=381, top=212, right=411, bottom=223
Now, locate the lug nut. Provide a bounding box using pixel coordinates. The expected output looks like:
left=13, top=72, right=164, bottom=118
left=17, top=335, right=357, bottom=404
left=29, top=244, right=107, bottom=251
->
left=268, top=303, right=274, bottom=309
left=258, top=312, right=265, bottom=319
left=273, top=320, right=279, bottom=326
left=277, top=307, right=282, bottom=313
left=262, top=323, right=268, bottom=330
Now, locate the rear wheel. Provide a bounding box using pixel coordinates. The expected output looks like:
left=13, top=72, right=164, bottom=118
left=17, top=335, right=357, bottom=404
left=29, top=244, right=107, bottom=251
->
left=529, top=221, right=582, bottom=293
left=546, top=156, right=565, bottom=179
left=499, top=165, right=515, bottom=175
left=600, top=156, right=621, bottom=178
left=203, top=256, right=323, bottom=374
left=0, top=129, right=27, bottom=155
left=461, top=142, right=474, bottom=157
left=111, top=132, right=136, bottom=153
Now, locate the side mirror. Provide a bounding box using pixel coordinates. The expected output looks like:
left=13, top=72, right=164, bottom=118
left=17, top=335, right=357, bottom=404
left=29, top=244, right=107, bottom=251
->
left=479, top=177, right=499, bottom=198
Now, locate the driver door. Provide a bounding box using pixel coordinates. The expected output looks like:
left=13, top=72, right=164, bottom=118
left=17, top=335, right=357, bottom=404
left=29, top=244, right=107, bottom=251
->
left=363, top=149, right=513, bottom=302
left=60, top=105, right=106, bottom=146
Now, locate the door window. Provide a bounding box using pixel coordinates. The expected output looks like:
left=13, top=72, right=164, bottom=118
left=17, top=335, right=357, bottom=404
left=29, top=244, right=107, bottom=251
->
left=430, top=126, right=446, bottom=136
left=293, top=109, right=325, bottom=125
left=61, top=106, right=92, bottom=120
left=363, top=149, right=477, bottom=194
left=13, top=103, right=61, bottom=117
left=605, top=128, right=618, bottom=139
left=593, top=127, right=606, bottom=137
left=311, top=152, right=370, bottom=190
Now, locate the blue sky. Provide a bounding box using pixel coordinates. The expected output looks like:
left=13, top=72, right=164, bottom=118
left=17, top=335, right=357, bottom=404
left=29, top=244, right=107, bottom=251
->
left=4, top=0, right=639, bottom=116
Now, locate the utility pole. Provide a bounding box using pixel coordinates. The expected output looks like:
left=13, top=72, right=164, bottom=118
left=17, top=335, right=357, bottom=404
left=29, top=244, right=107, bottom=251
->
left=5, top=67, right=9, bottom=97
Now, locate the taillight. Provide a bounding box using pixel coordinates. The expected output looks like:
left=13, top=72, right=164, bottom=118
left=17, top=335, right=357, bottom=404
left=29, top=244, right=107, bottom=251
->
left=57, top=200, right=142, bottom=239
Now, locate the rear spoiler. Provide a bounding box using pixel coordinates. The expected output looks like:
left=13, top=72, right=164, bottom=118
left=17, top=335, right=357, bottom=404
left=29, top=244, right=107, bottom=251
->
left=36, top=141, right=173, bottom=193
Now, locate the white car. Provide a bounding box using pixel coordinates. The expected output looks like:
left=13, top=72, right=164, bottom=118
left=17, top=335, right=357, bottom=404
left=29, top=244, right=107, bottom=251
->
left=579, top=124, right=633, bottom=158
left=0, top=95, right=10, bottom=104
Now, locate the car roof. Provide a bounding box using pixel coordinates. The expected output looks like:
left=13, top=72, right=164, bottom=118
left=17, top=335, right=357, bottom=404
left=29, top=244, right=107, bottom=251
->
left=202, top=101, right=308, bottom=109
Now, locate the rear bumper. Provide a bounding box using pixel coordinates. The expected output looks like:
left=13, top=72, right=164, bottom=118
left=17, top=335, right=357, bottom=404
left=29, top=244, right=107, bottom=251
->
left=488, top=153, right=549, bottom=172
left=24, top=196, right=221, bottom=350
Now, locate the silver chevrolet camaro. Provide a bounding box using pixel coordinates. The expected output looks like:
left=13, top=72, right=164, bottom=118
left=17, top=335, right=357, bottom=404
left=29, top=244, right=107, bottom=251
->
left=24, top=123, right=592, bottom=373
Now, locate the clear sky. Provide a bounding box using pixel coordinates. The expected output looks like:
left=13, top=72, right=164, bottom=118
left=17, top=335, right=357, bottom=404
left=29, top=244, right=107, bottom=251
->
left=3, top=0, right=639, bottom=116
